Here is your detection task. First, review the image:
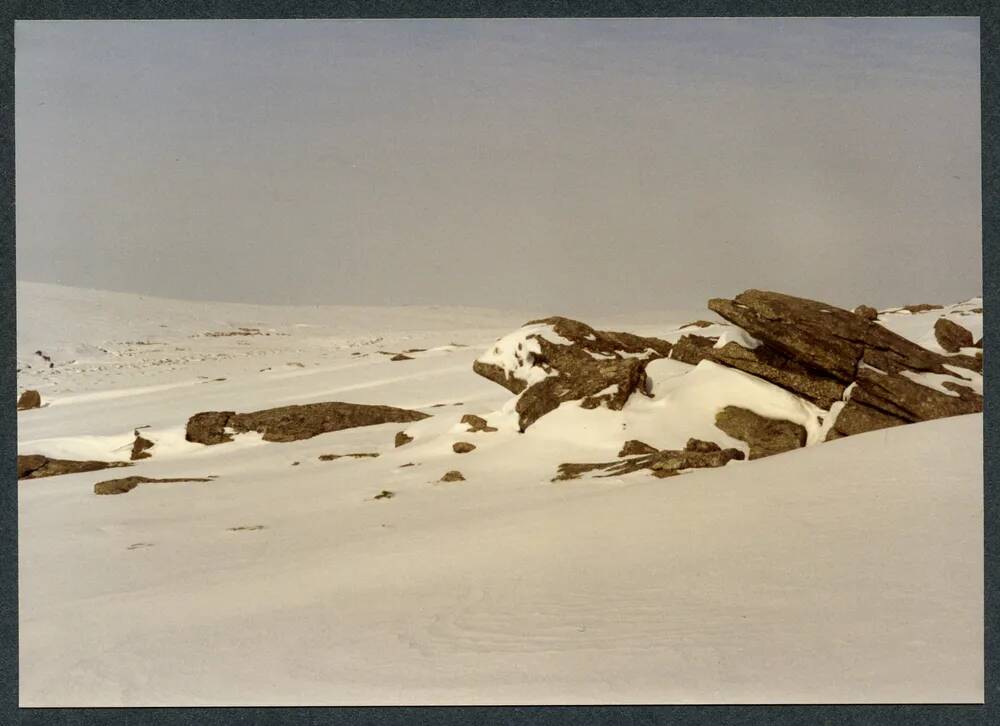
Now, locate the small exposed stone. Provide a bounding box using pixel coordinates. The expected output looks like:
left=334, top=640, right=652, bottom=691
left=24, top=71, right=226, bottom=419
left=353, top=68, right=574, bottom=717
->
left=460, top=414, right=498, bottom=433
left=395, top=431, right=414, bottom=447
left=319, top=452, right=379, bottom=461
left=373, top=490, right=394, bottom=500
left=17, top=390, right=41, bottom=411
left=618, top=440, right=659, bottom=457
left=452, top=442, right=476, bottom=454
left=130, top=431, right=155, bottom=460
left=440, top=470, right=466, bottom=482
left=684, top=438, right=722, bottom=453
left=390, top=353, right=413, bottom=361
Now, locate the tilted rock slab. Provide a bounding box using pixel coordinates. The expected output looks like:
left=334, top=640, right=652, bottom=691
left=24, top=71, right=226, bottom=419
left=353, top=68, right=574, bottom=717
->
left=186, top=402, right=430, bottom=445
left=18, top=455, right=132, bottom=480
left=473, top=316, right=673, bottom=431
left=707, top=291, right=982, bottom=439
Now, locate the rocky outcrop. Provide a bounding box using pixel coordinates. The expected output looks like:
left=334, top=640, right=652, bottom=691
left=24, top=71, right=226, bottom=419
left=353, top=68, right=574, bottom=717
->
left=390, top=353, right=413, bottom=362
left=901, top=303, right=943, bottom=313
left=185, top=402, right=430, bottom=445
left=934, top=318, right=974, bottom=353
left=473, top=316, right=673, bottom=431
left=17, top=390, right=41, bottom=411
left=94, top=475, right=213, bottom=496
left=130, top=431, right=155, bottom=460
left=555, top=444, right=744, bottom=481
left=714, top=406, right=806, bottom=460
left=394, top=431, right=414, bottom=447
left=706, top=290, right=983, bottom=439
left=440, top=470, right=466, bottom=482
left=452, top=442, right=476, bottom=454
left=460, top=414, right=498, bottom=433
left=18, top=455, right=132, bottom=480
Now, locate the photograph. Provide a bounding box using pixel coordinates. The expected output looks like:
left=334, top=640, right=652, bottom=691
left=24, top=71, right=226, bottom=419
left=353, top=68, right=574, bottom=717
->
left=14, top=16, right=983, bottom=706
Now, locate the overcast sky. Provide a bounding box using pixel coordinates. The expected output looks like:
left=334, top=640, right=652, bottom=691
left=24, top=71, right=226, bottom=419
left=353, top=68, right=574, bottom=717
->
left=15, top=18, right=981, bottom=313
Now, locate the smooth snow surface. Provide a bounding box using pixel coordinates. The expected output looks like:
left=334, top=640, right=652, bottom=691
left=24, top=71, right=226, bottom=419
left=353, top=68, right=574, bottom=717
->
left=17, top=283, right=983, bottom=705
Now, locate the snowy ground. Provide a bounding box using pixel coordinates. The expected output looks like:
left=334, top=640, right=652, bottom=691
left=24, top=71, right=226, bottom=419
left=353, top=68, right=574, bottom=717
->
left=16, top=283, right=983, bottom=705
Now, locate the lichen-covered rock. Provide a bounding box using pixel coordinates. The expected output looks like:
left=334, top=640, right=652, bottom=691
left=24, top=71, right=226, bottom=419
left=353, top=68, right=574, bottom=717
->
left=460, top=414, right=498, bottom=433
left=714, top=406, right=806, bottom=460
left=934, top=318, right=974, bottom=353
left=18, top=455, right=132, bottom=480
left=185, top=403, right=430, bottom=445
left=452, top=442, right=476, bottom=454
left=473, top=316, right=672, bottom=431
left=17, top=390, right=41, bottom=411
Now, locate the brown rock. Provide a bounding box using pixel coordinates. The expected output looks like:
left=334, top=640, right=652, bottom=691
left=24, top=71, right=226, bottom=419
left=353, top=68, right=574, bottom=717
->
left=668, top=334, right=718, bottom=365
left=452, top=442, right=476, bottom=454
left=684, top=438, right=722, bottom=453
left=186, top=403, right=430, bottom=445
left=440, top=470, right=465, bottom=482
left=390, top=353, right=413, bottom=361
left=825, top=399, right=907, bottom=441
left=185, top=411, right=236, bottom=445
left=934, top=318, right=974, bottom=353
left=853, top=305, right=879, bottom=321
left=318, top=452, right=379, bottom=461
left=474, top=316, right=672, bottom=430
left=554, top=446, right=744, bottom=481
left=849, top=368, right=982, bottom=424
left=94, top=475, right=213, bottom=496
left=618, top=439, right=659, bottom=457
left=17, top=390, right=41, bottom=411
left=901, top=303, right=943, bottom=313
left=680, top=320, right=716, bottom=329
left=130, top=431, right=155, bottom=460
left=714, top=406, right=806, bottom=460
left=394, top=431, right=414, bottom=447
left=18, top=455, right=132, bottom=480
left=709, top=290, right=973, bottom=383
left=460, top=414, right=498, bottom=433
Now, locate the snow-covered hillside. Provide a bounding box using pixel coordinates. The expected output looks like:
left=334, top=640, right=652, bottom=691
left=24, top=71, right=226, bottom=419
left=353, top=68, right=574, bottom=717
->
left=16, top=283, right=983, bottom=705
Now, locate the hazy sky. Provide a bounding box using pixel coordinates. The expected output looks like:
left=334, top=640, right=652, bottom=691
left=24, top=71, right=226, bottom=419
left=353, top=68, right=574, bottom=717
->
left=16, top=18, right=981, bottom=313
